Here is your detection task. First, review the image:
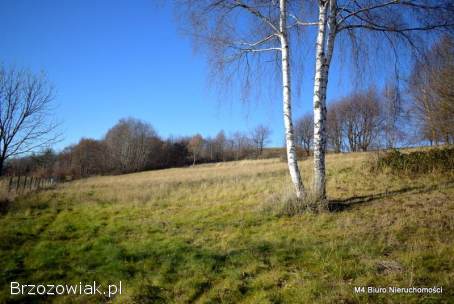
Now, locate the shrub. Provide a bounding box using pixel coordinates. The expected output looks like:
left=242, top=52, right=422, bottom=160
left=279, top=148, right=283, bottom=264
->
left=373, top=146, right=454, bottom=175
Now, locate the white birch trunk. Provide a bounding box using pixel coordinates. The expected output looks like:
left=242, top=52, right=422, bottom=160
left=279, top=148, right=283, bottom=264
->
left=313, top=0, right=336, bottom=201
left=279, top=0, right=305, bottom=198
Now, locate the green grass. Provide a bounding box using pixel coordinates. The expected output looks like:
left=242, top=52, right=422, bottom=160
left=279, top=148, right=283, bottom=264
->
left=0, top=152, right=453, bottom=303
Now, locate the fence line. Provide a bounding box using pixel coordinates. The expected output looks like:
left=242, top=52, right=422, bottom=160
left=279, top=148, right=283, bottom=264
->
left=3, top=176, right=56, bottom=194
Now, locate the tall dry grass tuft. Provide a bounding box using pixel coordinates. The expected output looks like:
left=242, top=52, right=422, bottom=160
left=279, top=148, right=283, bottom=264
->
left=262, top=186, right=327, bottom=216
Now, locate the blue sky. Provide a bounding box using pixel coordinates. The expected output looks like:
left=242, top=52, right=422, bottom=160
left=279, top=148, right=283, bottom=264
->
left=0, top=0, right=394, bottom=150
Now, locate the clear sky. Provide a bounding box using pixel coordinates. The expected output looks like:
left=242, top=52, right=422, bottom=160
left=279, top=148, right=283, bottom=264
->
left=0, top=0, right=391, bottom=150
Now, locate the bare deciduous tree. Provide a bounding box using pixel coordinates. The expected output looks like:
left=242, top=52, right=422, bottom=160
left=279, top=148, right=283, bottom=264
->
left=188, top=134, right=204, bottom=165
left=295, top=113, right=313, bottom=156
left=381, top=81, right=406, bottom=148
left=231, top=131, right=253, bottom=160
left=178, top=0, right=305, bottom=198
left=0, top=66, right=59, bottom=175
left=326, top=102, right=344, bottom=153
left=341, top=88, right=382, bottom=152
left=251, top=124, right=271, bottom=157
left=294, top=0, right=454, bottom=201
left=410, top=35, right=454, bottom=145
left=178, top=0, right=453, bottom=202
left=213, top=130, right=227, bottom=161
left=105, top=118, right=159, bottom=173
left=70, top=138, right=109, bottom=178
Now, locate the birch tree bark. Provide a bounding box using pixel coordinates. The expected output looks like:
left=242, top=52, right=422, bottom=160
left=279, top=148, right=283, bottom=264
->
left=279, top=0, right=304, bottom=199
left=313, top=0, right=337, bottom=201
left=309, top=0, right=451, bottom=202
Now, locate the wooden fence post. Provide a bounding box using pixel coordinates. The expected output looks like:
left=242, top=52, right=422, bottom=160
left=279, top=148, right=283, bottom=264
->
left=8, top=176, right=13, bottom=193
left=23, top=176, right=27, bottom=193
left=16, top=176, right=21, bottom=192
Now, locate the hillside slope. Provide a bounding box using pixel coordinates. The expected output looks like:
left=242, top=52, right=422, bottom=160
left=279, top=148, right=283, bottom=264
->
left=1, top=152, right=453, bottom=303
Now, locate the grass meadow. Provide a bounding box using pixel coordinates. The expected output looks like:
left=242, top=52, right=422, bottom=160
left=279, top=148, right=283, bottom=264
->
left=0, top=151, right=453, bottom=303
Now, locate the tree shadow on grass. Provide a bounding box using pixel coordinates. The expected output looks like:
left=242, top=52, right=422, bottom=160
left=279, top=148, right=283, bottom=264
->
left=327, top=181, right=454, bottom=212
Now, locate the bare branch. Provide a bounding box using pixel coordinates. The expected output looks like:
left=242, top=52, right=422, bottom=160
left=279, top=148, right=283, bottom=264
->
left=338, top=0, right=399, bottom=25
left=0, top=66, right=60, bottom=174
left=235, top=33, right=278, bottom=48
left=288, top=13, right=319, bottom=27
left=232, top=0, right=280, bottom=33
left=338, top=22, right=454, bottom=33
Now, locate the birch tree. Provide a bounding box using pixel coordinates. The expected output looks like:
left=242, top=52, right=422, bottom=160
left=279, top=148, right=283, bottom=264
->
left=178, top=0, right=305, bottom=198
left=299, top=0, right=454, bottom=201
left=188, top=134, right=204, bottom=165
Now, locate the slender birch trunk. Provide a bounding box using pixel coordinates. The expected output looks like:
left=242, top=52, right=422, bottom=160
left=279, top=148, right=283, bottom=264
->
left=313, top=0, right=336, bottom=201
left=279, top=0, right=305, bottom=199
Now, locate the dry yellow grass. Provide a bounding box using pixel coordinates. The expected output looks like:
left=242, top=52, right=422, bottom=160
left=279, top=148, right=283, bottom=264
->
left=50, top=151, right=448, bottom=206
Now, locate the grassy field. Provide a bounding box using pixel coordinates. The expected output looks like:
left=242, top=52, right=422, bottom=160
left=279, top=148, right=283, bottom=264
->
left=0, top=152, right=453, bottom=303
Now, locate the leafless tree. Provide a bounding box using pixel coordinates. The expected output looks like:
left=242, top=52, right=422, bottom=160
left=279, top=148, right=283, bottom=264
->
left=292, top=0, right=454, bottom=201
left=381, top=81, right=406, bottom=148
left=251, top=124, right=271, bottom=157
left=213, top=130, right=227, bottom=161
left=105, top=118, right=159, bottom=173
left=326, top=101, right=344, bottom=153
left=69, top=138, right=109, bottom=178
left=188, top=134, right=204, bottom=165
left=177, top=1, right=453, bottom=202
left=295, top=113, right=313, bottom=156
left=202, top=136, right=215, bottom=161
left=409, top=35, right=454, bottom=145
left=0, top=66, right=59, bottom=175
left=178, top=0, right=306, bottom=198
left=231, top=131, right=253, bottom=160
left=6, top=148, right=57, bottom=177
left=341, top=88, right=382, bottom=152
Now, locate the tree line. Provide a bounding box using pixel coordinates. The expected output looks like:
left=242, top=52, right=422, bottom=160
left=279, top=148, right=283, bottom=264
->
left=4, top=119, right=274, bottom=179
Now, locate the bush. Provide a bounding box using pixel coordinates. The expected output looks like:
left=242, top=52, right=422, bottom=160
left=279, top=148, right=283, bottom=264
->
left=373, top=146, right=454, bottom=175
